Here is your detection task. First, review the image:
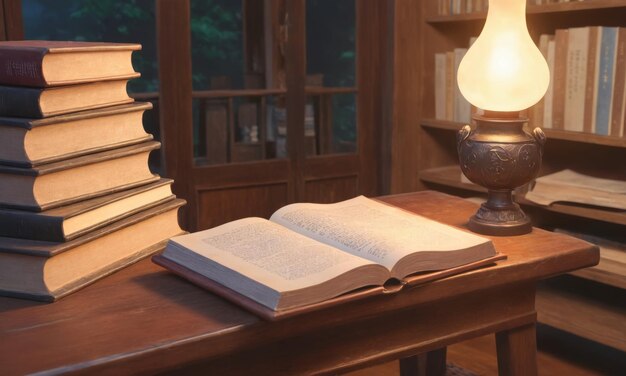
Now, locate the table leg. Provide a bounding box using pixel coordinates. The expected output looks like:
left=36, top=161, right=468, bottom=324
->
left=399, top=348, right=446, bottom=376
left=496, top=323, right=538, bottom=376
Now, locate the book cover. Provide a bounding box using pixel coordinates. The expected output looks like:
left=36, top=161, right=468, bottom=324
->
left=0, top=199, right=185, bottom=302
left=153, top=196, right=502, bottom=319
left=0, top=80, right=133, bottom=118
left=445, top=52, right=455, bottom=121
left=552, top=29, right=569, bottom=130
left=583, top=27, right=601, bottom=133
left=435, top=53, right=447, bottom=120
left=0, top=102, right=153, bottom=167
left=610, top=28, right=626, bottom=137
left=453, top=48, right=470, bottom=123
left=543, top=38, right=556, bottom=129
left=0, top=40, right=140, bottom=87
left=0, top=141, right=160, bottom=211
left=0, top=179, right=174, bottom=242
left=564, top=28, right=590, bottom=132
left=595, top=27, right=618, bottom=136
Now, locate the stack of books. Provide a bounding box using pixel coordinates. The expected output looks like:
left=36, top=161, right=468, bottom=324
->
left=0, top=41, right=185, bottom=302
left=533, top=27, right=626, bottom=137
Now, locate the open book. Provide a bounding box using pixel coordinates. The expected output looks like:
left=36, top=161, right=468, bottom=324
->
left=525, top=170, right=626, bottom=210
left=154, top=196, right=501, bottom=319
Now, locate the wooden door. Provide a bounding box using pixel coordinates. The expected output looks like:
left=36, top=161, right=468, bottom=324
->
left=158, top=0, right=388, bottom=231
left=2, top=0, right=388, bottom=232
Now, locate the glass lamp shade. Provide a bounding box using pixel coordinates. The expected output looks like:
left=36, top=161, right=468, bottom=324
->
left=457, top=0, right=550, bottom=112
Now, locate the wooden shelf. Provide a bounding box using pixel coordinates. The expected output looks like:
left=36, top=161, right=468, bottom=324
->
left=421, top=118, right=626, bottom=148
left=536, top=276, right=626, bottom=352
left=426, top=0, right=626, bottom=23
left=131, top=87, right=357, bottom=101
left=419, top=165, right=626, bottom=225
left=570, top=247, right=626, bottom=290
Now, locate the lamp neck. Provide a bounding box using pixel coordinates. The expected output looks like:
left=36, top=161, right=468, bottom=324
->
left=484, top=0, right=527, bottom=30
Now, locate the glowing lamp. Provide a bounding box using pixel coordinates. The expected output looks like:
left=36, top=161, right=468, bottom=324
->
left=456, top=0, right=548, bottom=236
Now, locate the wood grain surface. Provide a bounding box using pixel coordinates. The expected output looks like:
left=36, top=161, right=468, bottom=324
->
left=0, top=191, right=599, bottom=375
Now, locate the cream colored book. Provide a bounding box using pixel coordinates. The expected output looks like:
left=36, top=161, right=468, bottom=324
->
left=525, top=169, right=626, bottom=210
left=157, top=196, right=497, bottom=313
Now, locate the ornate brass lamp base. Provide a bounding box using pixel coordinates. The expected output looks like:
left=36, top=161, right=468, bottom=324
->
left=457, top=112, right=546, bottom=236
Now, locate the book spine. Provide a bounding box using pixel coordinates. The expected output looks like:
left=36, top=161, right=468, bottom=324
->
left=583, top=27, right=600, bottom=133
left=434, top=53, right=447, bottom=120
left=0, top=49, right=46, bottom=87
left=564, top=28, right=590, bottom=133
left=533, top=34, right=550, bottom=127
left=0, top=212, right=64, bottom=242
left=595, top=27, right=618, bottom=136
left=552, top=29, right=569, bottom=130
left=610, top=28, right=626, bottom=137
left=0, top=86, right=43, bottom=118
left=445, top=52, right=455, bottom=121
left=543, top=38, right=556, bottom=129
left=453, top=48, right=470, bottom=123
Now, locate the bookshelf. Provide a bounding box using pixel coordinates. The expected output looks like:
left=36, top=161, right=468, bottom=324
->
left=400, top=0, right=626, bottom=351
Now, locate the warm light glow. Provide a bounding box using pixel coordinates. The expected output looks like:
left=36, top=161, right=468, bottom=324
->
left=457, top=0, right=550, bottom=112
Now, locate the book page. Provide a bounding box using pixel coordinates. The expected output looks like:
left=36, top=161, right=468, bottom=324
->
left=168, top=217, right=383, bottom=293
left=270, top=196, right=491, bottom=270
left=525, top=170, right=626, bottom=209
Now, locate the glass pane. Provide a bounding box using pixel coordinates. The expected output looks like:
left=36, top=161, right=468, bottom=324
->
left=191, top=0, right=286, bottom=165
left=22, top=0, right=158, bottom=93
left=21, top=0, right=162, bottom=172
left=306, top=0, right=357, bottom=155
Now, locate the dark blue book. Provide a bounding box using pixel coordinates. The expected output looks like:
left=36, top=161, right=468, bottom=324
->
left=595, top=27, right=618, bottom=135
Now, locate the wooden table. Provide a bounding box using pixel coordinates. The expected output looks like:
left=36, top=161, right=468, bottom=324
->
left=0, top=191, right=599, bottom=375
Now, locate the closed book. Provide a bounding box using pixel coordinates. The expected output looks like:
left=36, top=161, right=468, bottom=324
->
left=0, top=40, right=140, bottom=87
left=0, top=80, right=133, bottom=118
left=445, top=52, right=455, bottom=121
left=0, top=179, right=174, bottom=242
left=595, top=27, right=618, bottom=136
left=564, top=27, right=590, bottom=132
left=583, top=27, right=601, bottom=133
left=533, top=34, right=551, bottom=127
left=552, top=29, right=569, bottom=130
left=0, top=141, right=160, bottom=211
left=543, top=38, right=556, bottom=129
left=453, top=48, right=471, bottom=123
left=0, top=199, right=185, bottom=302
left=610, top=28, right=626, bottom=137
left=0, top=102, right=152, bottom=167
left=435, top=53, right=447, bottom=120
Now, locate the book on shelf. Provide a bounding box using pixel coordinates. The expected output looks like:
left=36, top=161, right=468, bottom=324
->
left=0, top=199, right=185, bottom=302
left=530, top=27, right=626, bottom=136
left=153, top=196, right=503, bottom=320
left=434, top=45, right=472, bottom=123
left=596, top=27, right=618, bottom=136
left=453, top=48, right=471, bottom=123
left=0, top=80, right=134, bottom=118
left=0, top=179, right=174, bottom=242
left=525, top=169, right=626, bottom=210
left=0, top=102, right=153, bottom=167
left=552, top=29, right=569, bottom=130
left=564, top=27, right=589, bottom=132
left=553, top=228, right=626, bottom=290
left=435, top=53, right=447, bottom=120
left=611, top=28, right=626, bottom=137
left=0, top=141, right=160, bottom=211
